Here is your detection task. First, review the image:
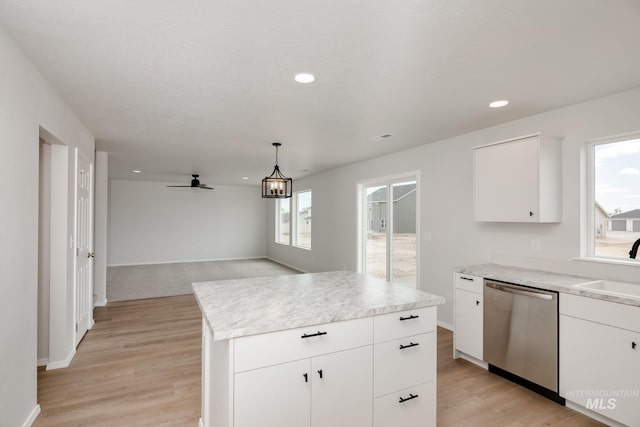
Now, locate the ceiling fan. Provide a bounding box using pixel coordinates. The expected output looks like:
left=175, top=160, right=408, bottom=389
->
left=167, top=174, right=214, bottom=190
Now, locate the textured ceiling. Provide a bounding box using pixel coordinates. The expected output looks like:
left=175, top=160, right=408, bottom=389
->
left=1, top=0, right=640, bottom=185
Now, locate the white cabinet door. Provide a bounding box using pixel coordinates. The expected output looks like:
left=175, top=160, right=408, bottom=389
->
left=454, top=289, right=483, bottom=360
left=234, top=359, right=311, bottom=427
left=311, top=346, right=373, bottom=427
left=474, top=135, right=539, bottom=222
left=560, top=315, right=640, bottom=426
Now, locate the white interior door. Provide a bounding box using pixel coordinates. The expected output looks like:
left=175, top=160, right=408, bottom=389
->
left=75, top=152, right=94, bottom=345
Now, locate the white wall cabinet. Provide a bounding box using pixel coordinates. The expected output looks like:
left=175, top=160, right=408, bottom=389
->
left=560, top=294, right=640, bottom=426
left=473, top=133, right=562, bottom=222
left=453, top=273, right=484, bottom=364
left=202, top=307, right=438, bottom=427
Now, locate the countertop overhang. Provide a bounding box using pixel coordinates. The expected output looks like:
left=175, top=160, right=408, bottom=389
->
left=192, top=271, right=445, bottom=341
left=455, top=263, right=640, bottom=307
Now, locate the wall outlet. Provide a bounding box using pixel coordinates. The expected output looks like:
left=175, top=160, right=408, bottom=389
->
left=531, top=238, right=542, bottom=252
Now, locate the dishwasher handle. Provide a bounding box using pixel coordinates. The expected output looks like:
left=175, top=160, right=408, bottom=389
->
left=485, top=282, right=553, bottom=301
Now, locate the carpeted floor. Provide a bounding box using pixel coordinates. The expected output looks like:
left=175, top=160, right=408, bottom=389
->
left=107, top=258, right=300, bottom=302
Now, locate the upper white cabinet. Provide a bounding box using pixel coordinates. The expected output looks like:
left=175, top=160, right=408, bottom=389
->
left=473, top=133, right=562, bottom=222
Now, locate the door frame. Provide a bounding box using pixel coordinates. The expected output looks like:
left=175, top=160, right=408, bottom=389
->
left=356, top=171, right=420, bottom=286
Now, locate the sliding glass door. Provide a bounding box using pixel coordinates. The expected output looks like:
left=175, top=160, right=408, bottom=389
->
left=362, top=178, right=417, bottom=287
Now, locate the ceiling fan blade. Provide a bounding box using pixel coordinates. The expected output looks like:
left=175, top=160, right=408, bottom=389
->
left=199, top=185, right=214, bottom=190
left=167, top=185, right=193, bottom=188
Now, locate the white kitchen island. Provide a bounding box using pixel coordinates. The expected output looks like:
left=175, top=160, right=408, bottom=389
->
left=192, top=271, right=445, bottom=427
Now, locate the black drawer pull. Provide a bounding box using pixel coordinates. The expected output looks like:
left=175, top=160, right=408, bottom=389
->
left=399, top=393, right=419, bottom=403
left=303, top=373, right=308, bottom=383
left=317, top=369, right=323, bottom=379
left=476, top=300, right=480, bottom=306
left=301, top=331, right=327, bottom=339
left=633, top=342, right=637, bottom=350
left=399, top=314, right=419, bottom=321
left=460, top=276, right=474, bottom=281
left=399, top=342, right=419, bottom=350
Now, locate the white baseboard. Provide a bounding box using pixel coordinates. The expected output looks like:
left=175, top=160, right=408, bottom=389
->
left=21, top=404, right=40, bottom=427
left=437, top=320, right=454, bottom=331
left=565, top=400, right=625, bottom=427
left=89, top=318, right=95, bottom=329
left=265, top=257, right=308, bottom=273
left=107, top=256, right=266, bottom=267
left=37, top=358, right=49, bottom=367
left=94, top=298, right=108, bottom=307
left=46, top=346, right=76, bottom=370
left=198, top=418, right=203, bottom=427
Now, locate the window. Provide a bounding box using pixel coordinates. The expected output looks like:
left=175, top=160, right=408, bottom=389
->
left=589, top=136, right=640, bottom=261
left=294, top=191, right=312, bottom=249
left=275, top=190, right=312, bottom=249
left=275, top=198, right=290, bottom=245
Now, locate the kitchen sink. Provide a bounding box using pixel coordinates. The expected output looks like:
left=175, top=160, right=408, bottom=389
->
left=573, top=280, right=640, bottom=300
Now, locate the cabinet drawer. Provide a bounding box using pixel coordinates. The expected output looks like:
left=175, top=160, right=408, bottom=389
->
left=234, top=317, right=373, bottom=372
left=373, top=382, right=435, bottom=427
left=454, top=273, right=483, bottom=293
left=560, top=293, right=640, bottom=333
left=374, top=306, right=435, bottom=343
left=373, top=333, right=434, bottom=397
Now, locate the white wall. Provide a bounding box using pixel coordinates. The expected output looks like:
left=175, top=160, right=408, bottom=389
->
left=108, top=180, right=267, bottom=265
left=0, top=25, right=94, bottom=427
left=267, top=87, right=640, bottom=327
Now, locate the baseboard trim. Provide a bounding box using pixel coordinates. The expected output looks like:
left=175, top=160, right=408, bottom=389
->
left=107, top=256, right=266, bottom=267
left=89, top=318, right=95, bottom=329
left=565, top=400, right=625, bottom=427
left=46, top=346, right=76, bottom=370
left=437, top=320, right=454, bottom=331
left=198, top=417, right=203, bottom=427
left=37, top=358, right=49, bottom=367
left=21, top=404, right=40, bottom=427
left=94, top=298, right=108, bottom=307
left=265, top=257, right=308, bottom=273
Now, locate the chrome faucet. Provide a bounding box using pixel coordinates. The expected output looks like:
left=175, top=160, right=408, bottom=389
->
left=630, top=238, right=640, bottom=259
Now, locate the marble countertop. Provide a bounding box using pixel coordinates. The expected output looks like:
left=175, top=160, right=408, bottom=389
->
left=455, top=264, right=640, bottom=307
left=192, top=271, right=445, bottom=341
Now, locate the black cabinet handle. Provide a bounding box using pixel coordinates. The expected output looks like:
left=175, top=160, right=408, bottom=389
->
left=460, top=277, right=474, bottom=281
left=303, top=373, right=308, bottom=383
left=529, top=211, right=534, bottom=217
left=399, top=393, right=419, bottom=403
left=399, top=342, right=419, bottom=350
left=476, top=300, right=480, bottom=306
left=633, top=342, right=637, bottom=350
left=399, top=314, right=419, bottom=321
left=317, top=369, right=323, bottom=379
left=301, top=331, right=328, bottom=339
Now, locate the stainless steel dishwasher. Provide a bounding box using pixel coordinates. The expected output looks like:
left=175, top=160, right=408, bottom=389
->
left=484, top=280, right=563, bottom=403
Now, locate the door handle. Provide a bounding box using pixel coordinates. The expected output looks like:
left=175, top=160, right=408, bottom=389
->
left=317, top=369, right=323, bottom=379
left=301, top=331, right=327, bottom=339
left=399, top=393, right=419, bottom=403
left=303, top=373, right=308, bottom=383
left=399, top=314, right=419, bottom=321
left=485, top=282, right=553, bottom=300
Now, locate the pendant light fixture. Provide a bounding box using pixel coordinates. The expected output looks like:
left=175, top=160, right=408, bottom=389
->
left=262, top=142, right=293, bottom=198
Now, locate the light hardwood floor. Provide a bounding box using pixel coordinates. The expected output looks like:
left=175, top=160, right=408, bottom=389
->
left=35, top=295, right=604, bottom=426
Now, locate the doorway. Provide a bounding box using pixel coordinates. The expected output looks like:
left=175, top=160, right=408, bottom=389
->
left=358, top=174, right=419, bottom=287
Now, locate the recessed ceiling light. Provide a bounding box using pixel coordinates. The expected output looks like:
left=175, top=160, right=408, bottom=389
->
left=294, top=73, right=315, bottom=84
left=242, top=176, right=249, bottom=180
left=132, top=170, right=142, bottom=173
left=489, top=100, right=509, bottom=108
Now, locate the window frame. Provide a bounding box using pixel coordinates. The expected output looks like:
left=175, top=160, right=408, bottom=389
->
left=274, top=190, right=312, bottom=250
left=275, top=198, right=291, bottom=246
left=585, top=131, right=640, bottom=264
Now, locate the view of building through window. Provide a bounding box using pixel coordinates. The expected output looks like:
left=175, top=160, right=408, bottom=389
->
left=593, top=138, right=640, bottom=260
left=294, top=191, right=312, bottom=249
left=276, top=198, right=290, bottom=245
